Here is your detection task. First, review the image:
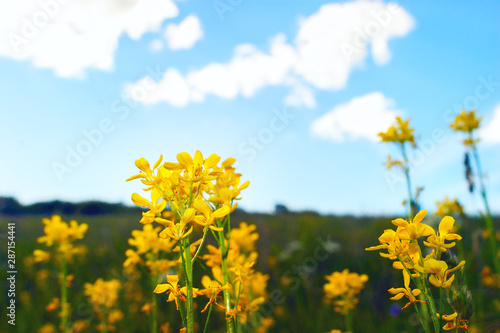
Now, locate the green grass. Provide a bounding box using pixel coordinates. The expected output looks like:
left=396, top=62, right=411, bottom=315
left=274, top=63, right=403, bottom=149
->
left=1, top=212, right=498, bottom=332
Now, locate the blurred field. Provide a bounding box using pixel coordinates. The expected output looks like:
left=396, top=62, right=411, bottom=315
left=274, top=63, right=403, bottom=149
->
left=1, top=204, right=499, bottom=333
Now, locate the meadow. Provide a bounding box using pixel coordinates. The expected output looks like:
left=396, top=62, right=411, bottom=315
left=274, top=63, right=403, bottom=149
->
left=1, top=208, right=499, bottom=332
left=1, top=111, right=500, bottom=333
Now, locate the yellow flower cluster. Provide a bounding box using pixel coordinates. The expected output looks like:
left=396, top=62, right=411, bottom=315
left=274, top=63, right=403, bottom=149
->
left=154, top=221, right=271, bottom=325
left=33, top=215, right=89, bottom=332
left=127, top=151, right=248, bottom=241
left=439, top=312, right=468, bottom=331
left=123, top=224, right=177, bottom=274
left=207, top=222, right=269, bottom=324
left=378, top=116, right=416, bottom=147
left=128, top=151, right=272, bottom=333
left=323, top=269, right=368, bottom=315
left=435, top=196, right=464, bottom=217
left=366, top=210, right=468, bottom=330
left=450, top=110, right=482, bottom=133
left=450, top=110, right=482, bottom=146
left=84, top=279, right=123, bottom=332
left=36, top=215, right=88, bottom=262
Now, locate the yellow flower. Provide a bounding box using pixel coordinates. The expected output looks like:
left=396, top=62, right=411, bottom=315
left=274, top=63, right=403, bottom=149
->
left=37, top=215, right=88, bottom=247
left=107, top=309, right=123, bottom=324
left=163, top=151, right=221, bottom=183
left=71, top=320, right=90, bottom=332
left=391, top=210, right=434, bottom=240
left=435, top=197, right=464, bottom=217
left=123, top=249, right=142, bottom=268
left=383, top=155, right=404, bottom=170
left=192, top=199, right=228, bottom=231
left=128, top=224, right=176, bottom=254
left=46, top=297, right=60, bottom=311
left=450, top=110, right=482, bottom=132
left=388, top=270, right=425, bottom=310
left=130, top=189, right=167, bottom=224
left=250, top=272, right=270, bottom=297
left=440, top=312, right=468, bottom=331
left=126, top=155, right=164, bottom=186
left=323, top=269, right=368, bottom=314
left=33, top=249, right=50, bottom=263
left=198, top=275, right=232, bottom=312
left=378, top=116, right=416, bottom=146
left=423, top=216, right=462, bottom=252
left=365, top=227, right=411, bottom=259
left=84, top=279, right=122, bottom=308
left=423, top=258, right=465, bottom=289
left=154, top=275, right=200, bottom=310
left=230, top=222, right=259, bottom=252
left=39, top=323, right=56, bottom=333
left=257, top=317, right=275, bottom=333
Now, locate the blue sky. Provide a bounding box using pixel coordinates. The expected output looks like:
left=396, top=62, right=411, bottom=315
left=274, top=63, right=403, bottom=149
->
left=1, top=0, right=499, bottom=215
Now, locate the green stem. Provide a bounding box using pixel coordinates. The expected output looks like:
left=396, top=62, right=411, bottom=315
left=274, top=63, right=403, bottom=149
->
left=182, top=237, right=195, bottom=333
left=422, top=283, right=440, bottom=333
left=151, top=252, right=158, bottom=333
left=471, top=143, right=500, bottom=275
left=401, top=143, right=414, bottom=219
left=192, top=227, right=209, bottom=265
left=218, top=229, right=235, bottom=333
left=60, top=256, right=69, bottom=333
left=344, top=309, right=353, bottom=332
left=178, top=295, right=187, bottom=328
left=412, top=301, right=429, bottom=333
left=202, top=303, right=213, bottom=333
left=397, top=257, right=435, bottom=333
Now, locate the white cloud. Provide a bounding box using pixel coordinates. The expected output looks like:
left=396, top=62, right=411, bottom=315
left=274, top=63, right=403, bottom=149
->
left=481, top=104, right=500, bottom=144
left=311, top=92, right=400, bottom=142
left=127, top=0, right=415, bottom=107
left=294, top=1, right=415, bottom=89
left=165, top=14, right=203, bottom=50
left=0, top=0, right=179, bottom=78
left=127, top=34, right=298, bottom=106
left=124, top=69, right=190, bottom=107
left=284, top=84, right=316, bottom=108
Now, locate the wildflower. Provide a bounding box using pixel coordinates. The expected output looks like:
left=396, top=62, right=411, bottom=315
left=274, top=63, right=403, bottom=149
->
left=123, top=249, right=142, bottom=268
left=37, top=215, right=88, bottom=247
left=33, top=249, right=50, bottom=263
left=378, top=116, right=416, bottom=146
left=424, top=216, right=462, bottom=252
left=391, top=210, right=434, bottom=240
left=439, top=312, right=468, bottom=331
left=435, top=196, right=464, bottom=217
left=46, top=298, right=60, bottom=312
left=450, top=110, right=482, bottom=132
left=71, top=320, right=90, bottom=332
left=163, top=151, right=221, bottom=182
left=388, top=270, right=426, bottom=310
left=130, top=189, right=167, bottom=224
left=154, top=275, right=200, bottom=310
left=323, top=269, right=368, bottom=315
left=230, top=222, right=259, bottom=252
left=383, top=155, right=404, bottom=170
left=126, top=155, right=164, bottom=186
left=192, top=199, right=229, bottom=231
left=84, top=279, right=122, bottom=308
left=38, top=323, right=56, bottom=333
left=365, top=228, right=411, bottom=259
left=198, top=275, right=232, bottom=312
left=424, top=258, right=466, bottom=289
